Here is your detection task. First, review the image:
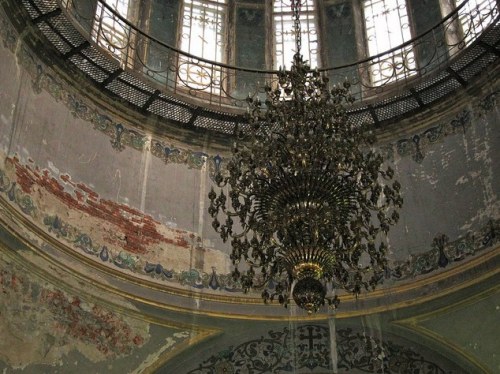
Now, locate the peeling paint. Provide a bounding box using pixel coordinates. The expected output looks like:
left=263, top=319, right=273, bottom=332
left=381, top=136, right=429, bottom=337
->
left=0, top=153, right=231, bottom=276
left=0, top=258, right=150, bottom=369
left=130, top=331, right=190, bottom=374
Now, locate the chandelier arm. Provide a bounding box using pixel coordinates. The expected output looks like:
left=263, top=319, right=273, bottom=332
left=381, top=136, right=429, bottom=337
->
left=215, top=179, right=228, bottom=188
left=249, top=273, right=274, bottom=289
left=242, top=257, right=267, bottom=269
left=223, top=210, right=245, bottom=217
left=254, top=176, right=272, bottom=186
left=228, top=230, right=250, bottom=240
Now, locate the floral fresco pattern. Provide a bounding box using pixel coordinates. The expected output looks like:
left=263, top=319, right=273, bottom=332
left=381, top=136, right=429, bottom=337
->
left=188, top=325, right=449, bottom=373
left=0, top=257, right=149, bottom=368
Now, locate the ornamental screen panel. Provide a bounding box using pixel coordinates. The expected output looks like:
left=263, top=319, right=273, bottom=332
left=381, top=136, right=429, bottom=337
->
left=92, top=0, right=131, bottom=63
left=273, top=0, right=318, bottom=69
left=179, top=0, right=227, bottom=92
left=363, top=0, right=416, bottom=86
left=458, top=0, right=497, bottom=45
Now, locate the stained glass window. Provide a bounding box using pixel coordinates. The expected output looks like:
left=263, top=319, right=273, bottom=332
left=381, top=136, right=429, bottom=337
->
left=273, top=0, right=318, bottom=69
left=363, top=0, right=415, bottom=85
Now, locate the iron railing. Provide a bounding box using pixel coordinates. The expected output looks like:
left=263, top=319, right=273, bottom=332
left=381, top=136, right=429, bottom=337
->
left=12, top=0, right=500, bottom=133
left=60, top=0, right=499, bottom=109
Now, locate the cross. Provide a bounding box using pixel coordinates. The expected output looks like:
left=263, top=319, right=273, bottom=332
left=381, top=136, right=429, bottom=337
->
left=299, top=326, right=322, bottom=351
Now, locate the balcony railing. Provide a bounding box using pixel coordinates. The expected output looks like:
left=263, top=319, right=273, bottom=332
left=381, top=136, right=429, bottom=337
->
left=60, top=0, right=498, bottom=108
left=11, top=0, right=500, bottom=133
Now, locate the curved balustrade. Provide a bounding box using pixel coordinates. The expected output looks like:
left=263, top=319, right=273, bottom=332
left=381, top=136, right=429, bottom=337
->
left=62, top=0, right=498, bottom=107
left=8, top=0, right=500, bottom=134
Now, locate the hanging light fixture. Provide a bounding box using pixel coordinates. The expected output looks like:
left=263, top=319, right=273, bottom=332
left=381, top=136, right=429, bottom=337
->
left=208, top=0, right=402, bottom=314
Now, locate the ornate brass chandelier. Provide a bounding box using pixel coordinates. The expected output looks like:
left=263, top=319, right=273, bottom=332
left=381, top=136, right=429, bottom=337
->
left=208, top=0, right=402, bottom=313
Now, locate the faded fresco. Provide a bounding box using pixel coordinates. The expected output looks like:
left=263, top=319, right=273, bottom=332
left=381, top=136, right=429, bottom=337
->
left=0, top=153, right=233, bottom=291
left=0, top=252, right=192, bottom=372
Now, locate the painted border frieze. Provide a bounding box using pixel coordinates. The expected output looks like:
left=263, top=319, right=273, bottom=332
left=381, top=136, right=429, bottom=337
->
left=0, top=156, right=234, bottom=291
left=0, top=156, right=497, bottom=295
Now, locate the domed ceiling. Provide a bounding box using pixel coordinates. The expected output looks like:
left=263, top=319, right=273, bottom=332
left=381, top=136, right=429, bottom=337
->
left=0, top=0, right=499, bottom=372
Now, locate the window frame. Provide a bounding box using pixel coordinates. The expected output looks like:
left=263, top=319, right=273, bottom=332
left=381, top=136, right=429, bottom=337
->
left=361, top=0, right=417, bottom=87
left=177, top=0, right=229, bottom=93
left=92, top=0, right=134, bottom=67
left=272, top=0, right=320, bottom=70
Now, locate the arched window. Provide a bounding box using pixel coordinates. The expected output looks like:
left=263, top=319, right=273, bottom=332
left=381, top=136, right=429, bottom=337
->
left=273, top=0, right=318, bottom=69
left=180, top=0, right=227, bottom=62
left=179, top=0, right=227, bottom=91
left=363, top=0, right=415, bottom=85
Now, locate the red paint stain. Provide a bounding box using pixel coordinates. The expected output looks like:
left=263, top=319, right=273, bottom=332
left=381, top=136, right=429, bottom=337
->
left=38, top=289, right=146, bottom=355
left=133, top=335, right=144, bottom=345
left=9, top=157, right=193, bottom=255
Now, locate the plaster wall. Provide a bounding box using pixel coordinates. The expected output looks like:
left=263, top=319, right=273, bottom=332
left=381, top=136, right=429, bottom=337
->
left=0, top=31, right=498, bottom=286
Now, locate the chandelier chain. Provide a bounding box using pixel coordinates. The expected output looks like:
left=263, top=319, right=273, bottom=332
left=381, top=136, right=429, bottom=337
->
left=291, top=0, right=302, bottom=54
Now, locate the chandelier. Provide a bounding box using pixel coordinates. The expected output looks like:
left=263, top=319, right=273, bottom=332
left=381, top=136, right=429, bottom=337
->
left=208, top=0, right=402, bottom=314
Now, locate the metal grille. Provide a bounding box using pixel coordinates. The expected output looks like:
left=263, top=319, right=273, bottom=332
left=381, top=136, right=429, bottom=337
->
left=81, top=47, right=118, bottom=74
left=69, top=54, right=109, bottom=83
left=418, top=77, right=463, bottom=105
left=106, top=79, right=150, bottom=108
left=450, top=45, right=482, bottom=71
left=147, top=98, right=193, bottom=124
left=21, top=0, right=54, bottom=16
left=374, top=94, right=420, bottom=122
left=348, top=109, right=376, bottom=127
left=50, top=13, right=85, bottom=47
left=38, top=22, right=73, bottom=53
left=193, top=112, right=241, bottom=134
left=460, top=50, right=497, bottom=80
left=119, top=71, right=157, bottom=94
left=481, top=22, right=500, bottom=44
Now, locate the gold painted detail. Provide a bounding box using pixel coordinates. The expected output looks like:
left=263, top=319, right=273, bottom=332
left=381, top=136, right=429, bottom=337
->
left=1, top=220, right=499, bottom=321
left=293, top=262, right=324, bottom=280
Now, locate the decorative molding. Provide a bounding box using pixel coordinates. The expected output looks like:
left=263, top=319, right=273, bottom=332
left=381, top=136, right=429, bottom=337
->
left=0, top=157, right=233, bottom=289
left=0, top=11, right=211, bottom=170
left=394, top=109, right=472, bottom=163
left=0, top=245, right=223, bottom=372
left=391, top=220, right=500, bottom=280
left=394, top=286, right=500, bottom=374
left=0, top=158, right=498, bottom=295
left=209, top=95, right=499, bottom=175
left=0, top=169, right=37, bottom=217
left=187, top=325, right=451, bottom=373
left=477, top=91, right=499, bottom=116
left=383, top=89, right=497, bottom=163
left=150, top=140, right=209, bottom=169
